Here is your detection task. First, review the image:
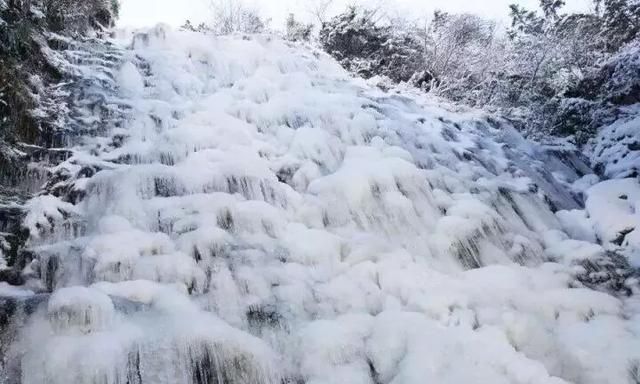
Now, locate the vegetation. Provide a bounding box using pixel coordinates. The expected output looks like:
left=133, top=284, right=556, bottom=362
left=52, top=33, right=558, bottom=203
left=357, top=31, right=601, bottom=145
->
left=318, top=0, right=640, bottom=145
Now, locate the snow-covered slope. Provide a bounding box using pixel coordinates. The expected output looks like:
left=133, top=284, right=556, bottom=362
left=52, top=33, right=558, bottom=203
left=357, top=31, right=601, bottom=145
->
left=2, top=27, right=639, bottom=384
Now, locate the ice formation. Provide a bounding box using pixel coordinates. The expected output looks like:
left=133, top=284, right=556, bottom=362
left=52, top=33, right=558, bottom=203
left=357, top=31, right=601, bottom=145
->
left=1, top=26, right=639, bottom=384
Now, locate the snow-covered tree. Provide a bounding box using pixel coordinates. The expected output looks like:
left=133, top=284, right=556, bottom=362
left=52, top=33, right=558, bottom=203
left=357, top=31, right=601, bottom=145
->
left=319, top=6, right=423, bottom=83
left=597, top=0, right=640, bottom=51
left=285, top=13, right=312, bottom=42
left=209, top=0, right=268, bottom=35
left=181, top=20, right=196, bottom=31
left=499, top=0, right=640, bottom=141
left=421, top=11, right=504, bottom=103
left=41, top=0, right=119, bottom=33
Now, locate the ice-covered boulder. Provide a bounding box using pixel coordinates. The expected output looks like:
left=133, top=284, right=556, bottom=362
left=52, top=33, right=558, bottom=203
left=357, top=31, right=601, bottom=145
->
left=47, top=286, right=115, bottom=333
left=586, top=178, right=640, bottom=266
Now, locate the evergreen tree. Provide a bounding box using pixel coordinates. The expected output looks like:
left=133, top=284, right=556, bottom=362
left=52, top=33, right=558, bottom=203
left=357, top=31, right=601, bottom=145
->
left=319, top=6, right=422, bottom=82
left=599, top=0, right=640, bottom=51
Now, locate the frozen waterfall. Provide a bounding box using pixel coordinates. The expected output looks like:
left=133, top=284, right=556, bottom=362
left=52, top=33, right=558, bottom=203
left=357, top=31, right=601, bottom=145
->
left=1, top=26, right=639, bottom=384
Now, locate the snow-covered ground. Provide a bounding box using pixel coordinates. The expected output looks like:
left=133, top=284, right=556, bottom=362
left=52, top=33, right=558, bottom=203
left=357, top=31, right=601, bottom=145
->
left=590, top=107, right=640, bottom=179
left=2, top=27, right=640, bottom=384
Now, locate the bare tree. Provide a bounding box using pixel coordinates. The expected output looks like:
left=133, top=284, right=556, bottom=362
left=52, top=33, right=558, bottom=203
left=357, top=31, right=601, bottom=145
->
left=305, top=0, right=334, bottom=25
left=209, top=0, right=268, bottom=34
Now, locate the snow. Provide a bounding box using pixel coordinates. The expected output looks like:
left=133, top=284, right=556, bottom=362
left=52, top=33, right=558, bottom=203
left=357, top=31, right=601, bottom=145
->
left=586, top=178, right=640, bottom=265
left=556, top=209, right=598, bottom=243
left=47, top=286, right=116, bottom=333
left=116, top=61, right=145, bottom=97
left=29, top=5, right=44, bottom=19
left=23, top=195, right=78, bottom=239
left=591, top=112, right=640, bottom=179
left=3, top=27, right=640, bottom=384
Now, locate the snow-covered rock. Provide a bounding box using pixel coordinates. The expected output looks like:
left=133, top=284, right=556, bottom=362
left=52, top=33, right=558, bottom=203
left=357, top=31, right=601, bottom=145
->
left=47, top=286, right=116, bottom=333
left=591, top=111, right=640, bottom=179
left=586, top=178, right=640, bottom=265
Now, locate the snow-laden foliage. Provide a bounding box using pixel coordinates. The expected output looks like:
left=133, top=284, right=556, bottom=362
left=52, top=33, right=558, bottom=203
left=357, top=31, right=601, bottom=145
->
left=318, top=0, right=640, bottom=153
left=552, top=28, right=640, bottom=144
left=418, top=11, right=504, bottom=100
left=209, top=0, right=268, bottom=35
left=39, top=0, right=119, bottom=33
left=1, top=27, right=639, bottom=384
left=319, top=7, right=423, bottom=83
left=596, top=0, right=640, bottom=52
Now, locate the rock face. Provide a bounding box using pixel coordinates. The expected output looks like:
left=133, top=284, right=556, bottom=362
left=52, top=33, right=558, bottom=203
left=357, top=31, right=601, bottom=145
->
left=1, top=25, right=639, bottom=384
left=0, top=0, right=119, bottom=284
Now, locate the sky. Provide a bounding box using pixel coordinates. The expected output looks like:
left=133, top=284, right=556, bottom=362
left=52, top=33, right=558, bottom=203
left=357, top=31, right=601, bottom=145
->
left=118, top=0, right=592, bottom=29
